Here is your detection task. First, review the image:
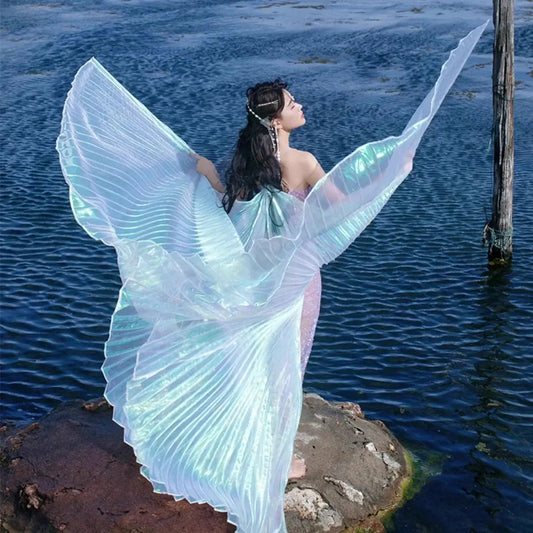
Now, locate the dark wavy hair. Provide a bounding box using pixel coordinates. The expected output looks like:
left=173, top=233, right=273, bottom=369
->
left=222, top=79, right=288, bottom=213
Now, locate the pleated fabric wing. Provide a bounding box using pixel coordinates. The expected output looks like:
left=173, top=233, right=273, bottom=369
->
left=57, top=20, right=487, bottom=533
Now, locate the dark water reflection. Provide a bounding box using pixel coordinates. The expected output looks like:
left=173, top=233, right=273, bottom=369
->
left=1, top=1, right=532, bottom=531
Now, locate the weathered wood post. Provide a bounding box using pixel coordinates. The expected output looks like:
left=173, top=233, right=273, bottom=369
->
left=485, top=0, right=514, bottom=264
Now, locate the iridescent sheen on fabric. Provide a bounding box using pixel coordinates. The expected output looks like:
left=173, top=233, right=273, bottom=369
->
left=289, top=188, right=321, bottom=377
left=57, top=21, right=487, bottom=533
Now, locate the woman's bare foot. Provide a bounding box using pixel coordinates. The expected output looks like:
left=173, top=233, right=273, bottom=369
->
left=288, top=454, right=306, bottom=479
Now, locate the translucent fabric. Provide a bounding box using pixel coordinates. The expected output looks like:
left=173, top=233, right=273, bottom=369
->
left=57, top=21, right=487, bottom=533
left=289, top=188, right=321, bottom=376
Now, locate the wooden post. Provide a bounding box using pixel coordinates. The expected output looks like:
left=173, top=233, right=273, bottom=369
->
left=486, top=0, right=514, bottom=264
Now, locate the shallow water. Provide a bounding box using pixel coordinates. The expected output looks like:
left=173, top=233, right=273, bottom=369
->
left=1, top=1, right=532, bottom=531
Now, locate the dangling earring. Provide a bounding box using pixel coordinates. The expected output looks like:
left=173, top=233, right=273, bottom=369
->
left=273, top=127, right=281, bottom=162
left=268, top=124, right=280, bottom=162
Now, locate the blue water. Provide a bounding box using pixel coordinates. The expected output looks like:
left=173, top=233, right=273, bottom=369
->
left=1, top=1, right=532, bottom=531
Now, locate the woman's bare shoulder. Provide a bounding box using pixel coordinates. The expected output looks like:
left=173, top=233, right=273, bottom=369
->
left=293, top=150, right=325, bottom=187
left=282, top=149, right=325, bottom=189
left=286, top=149, right=319, bottom=169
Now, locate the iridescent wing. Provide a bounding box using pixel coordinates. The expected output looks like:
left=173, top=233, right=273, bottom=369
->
left=57, top=20, right=488, bottom=532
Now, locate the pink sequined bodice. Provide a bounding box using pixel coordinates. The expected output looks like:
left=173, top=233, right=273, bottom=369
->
left=288, top=188, right=308, bottom=201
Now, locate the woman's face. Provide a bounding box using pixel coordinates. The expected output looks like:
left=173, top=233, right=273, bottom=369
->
left=275, top=90, right=305, bottom=132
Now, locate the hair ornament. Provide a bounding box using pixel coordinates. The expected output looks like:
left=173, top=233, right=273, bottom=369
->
left=246, top=102, right=271, bottom=129
left=245, top=101, right=281, bottom=162
left=257, top=99, right=279, bottom=107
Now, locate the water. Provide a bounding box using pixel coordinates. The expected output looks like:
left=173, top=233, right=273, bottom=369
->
left=1, top=1, right=532, bottom=531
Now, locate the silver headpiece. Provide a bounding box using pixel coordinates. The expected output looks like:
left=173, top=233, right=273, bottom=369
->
left=246, top=102, right=271, bottom=129
left=246, top=101, right=281, bottom=162
left=256, top=99, right=279, bottom=108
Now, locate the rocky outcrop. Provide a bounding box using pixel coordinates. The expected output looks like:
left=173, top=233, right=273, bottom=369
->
left=0, top=394, right=409, bottom=532
left=285, top=394, right=408, bottom=532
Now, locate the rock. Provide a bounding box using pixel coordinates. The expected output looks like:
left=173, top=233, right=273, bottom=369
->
left=322, top=477, right=364, bottom=505
left=0, top=401, right=233, bottom=533
left=286, top=393, right=409, bottom=532
left=284, top=488, right=343, bottom=528
left=0, top=394, right=409, bottom=532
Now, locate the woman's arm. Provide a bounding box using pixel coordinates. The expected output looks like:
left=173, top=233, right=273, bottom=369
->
left=189, top=153, right=226, bottom=193
left=304, top=153, right=326, bottom=188
left=303, top=151, right=345, bottom=201
left=304, top=147, right=413, bottom=202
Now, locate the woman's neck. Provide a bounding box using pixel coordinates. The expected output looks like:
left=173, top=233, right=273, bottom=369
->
left=278, top=128, right=291, bottom=153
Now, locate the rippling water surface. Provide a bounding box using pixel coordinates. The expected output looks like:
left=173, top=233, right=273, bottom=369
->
left=1, top=1, right=532, bottom=531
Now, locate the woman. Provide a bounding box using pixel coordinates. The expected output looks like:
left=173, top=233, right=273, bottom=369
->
left=193, top=79, right=327, bottom=479
left=194, top=80, right=324, bottom=368
left=57, top=22, right=486, bottom=533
